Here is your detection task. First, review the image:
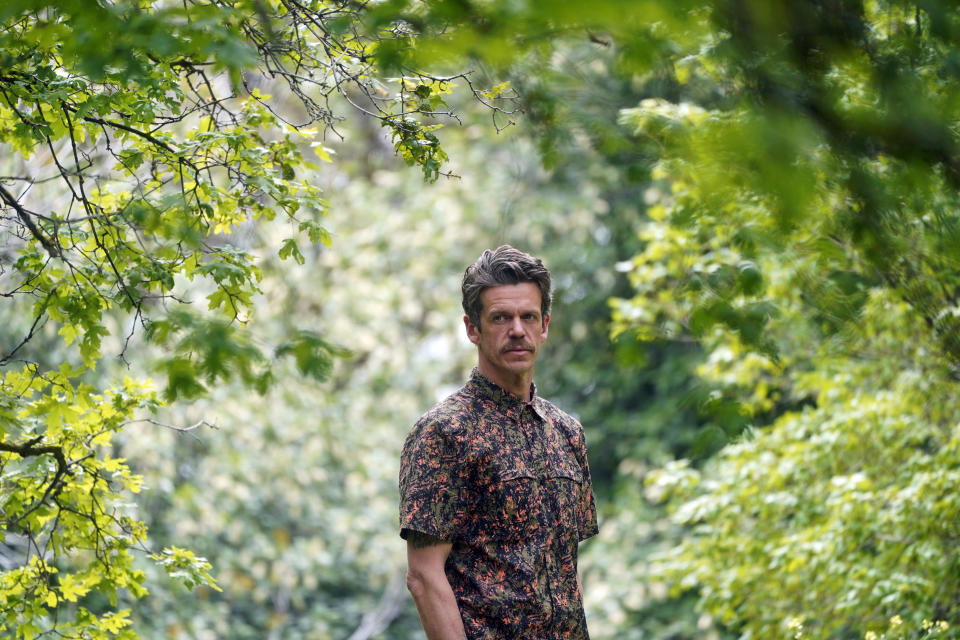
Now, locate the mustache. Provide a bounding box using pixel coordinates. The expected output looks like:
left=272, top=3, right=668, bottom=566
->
left=502, top=343, right=533, bottom=353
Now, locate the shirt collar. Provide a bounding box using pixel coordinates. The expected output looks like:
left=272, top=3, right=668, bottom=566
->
left=466, top=367, right=546, bottom=420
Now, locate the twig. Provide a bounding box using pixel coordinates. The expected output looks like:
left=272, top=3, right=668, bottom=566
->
left=124, top=418, right=219, bottom=442
left=0, top=184, right=60, bottom=256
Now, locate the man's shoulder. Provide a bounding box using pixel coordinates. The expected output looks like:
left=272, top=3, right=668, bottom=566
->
left=535, top=396, right=583, bottom=431
left=409, top=386, right=478, bottom=438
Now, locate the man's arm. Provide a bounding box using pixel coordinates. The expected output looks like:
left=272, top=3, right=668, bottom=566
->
left=405, top=531, right=467, bottom=640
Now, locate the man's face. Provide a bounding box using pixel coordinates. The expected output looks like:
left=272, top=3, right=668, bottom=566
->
left=464, top=282, right=550, bottom=389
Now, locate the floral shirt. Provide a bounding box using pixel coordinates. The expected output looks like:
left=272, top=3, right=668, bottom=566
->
left=399, top=369, right=599, bottom=640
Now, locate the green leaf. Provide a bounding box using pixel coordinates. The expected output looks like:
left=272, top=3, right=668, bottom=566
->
left=278, top=238, right=305, bottom=265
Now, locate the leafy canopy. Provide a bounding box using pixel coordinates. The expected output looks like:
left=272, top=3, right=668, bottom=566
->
left=608, top=0, right=960, bottom=636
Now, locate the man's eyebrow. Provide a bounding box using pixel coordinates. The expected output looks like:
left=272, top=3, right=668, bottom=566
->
left=486, top=307, right=540, bottom=316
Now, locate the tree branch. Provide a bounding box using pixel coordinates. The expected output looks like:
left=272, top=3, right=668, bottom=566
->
left=345, top=568, right=407, bottom=640
left=0, top=439, right=71, bottom=525
left=0, top=183, right=60, bottom=257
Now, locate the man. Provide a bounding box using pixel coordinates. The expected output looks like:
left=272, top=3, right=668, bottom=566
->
left=399, top=245, right=599, bottom=640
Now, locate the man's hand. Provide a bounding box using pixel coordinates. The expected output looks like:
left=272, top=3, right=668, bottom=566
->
left=405, top=531, right=467, bottom=640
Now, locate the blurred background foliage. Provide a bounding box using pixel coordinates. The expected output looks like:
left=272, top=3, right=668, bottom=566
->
left=4, top=0, right=960, bottom=639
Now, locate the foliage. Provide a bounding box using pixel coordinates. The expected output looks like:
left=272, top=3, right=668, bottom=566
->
left=0, top=1, right=512, bottom=637
left=647, top=292, right=960, bottom=637
left=608, top=0, right=960, bottom=637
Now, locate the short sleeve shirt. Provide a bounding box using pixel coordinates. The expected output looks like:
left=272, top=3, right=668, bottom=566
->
left=399, top=369, right=599, bottom=640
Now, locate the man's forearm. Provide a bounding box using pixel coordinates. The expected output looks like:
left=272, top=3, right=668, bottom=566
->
left=407, top=570, right=466, bottom=640
left=406, top=533, right=467, bottom=640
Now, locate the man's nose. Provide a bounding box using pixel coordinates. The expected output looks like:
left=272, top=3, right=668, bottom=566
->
left=508, top=317, right=524, bottom=336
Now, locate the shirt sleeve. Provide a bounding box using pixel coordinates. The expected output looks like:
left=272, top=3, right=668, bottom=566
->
left=398, top=418, right=470, bottom=541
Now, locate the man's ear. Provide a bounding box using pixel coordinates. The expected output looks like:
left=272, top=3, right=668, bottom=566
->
left=464, top=315, right=481, bottom=346
left=540, top=314, right=550, bottom=341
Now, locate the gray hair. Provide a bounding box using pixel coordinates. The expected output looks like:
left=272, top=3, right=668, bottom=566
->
left=461, top=245, right=552, bottom=328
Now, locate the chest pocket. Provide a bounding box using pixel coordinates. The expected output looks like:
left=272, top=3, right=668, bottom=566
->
left=545, top=460, right=583, bottom=536
left=479, top=461, right=584, bottom=542
left=479, top=466, right=539, bottom=541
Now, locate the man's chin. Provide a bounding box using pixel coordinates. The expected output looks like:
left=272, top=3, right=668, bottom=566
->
left=501, top=357, right=536, bottom=373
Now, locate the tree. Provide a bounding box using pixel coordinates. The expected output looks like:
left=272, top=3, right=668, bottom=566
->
left=0, top=2, right=511, bottom=637
left=606, top=0, right=960, bottom=636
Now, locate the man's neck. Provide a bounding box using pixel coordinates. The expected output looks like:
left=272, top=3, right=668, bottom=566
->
left=476, top=363, right=534, bottom=402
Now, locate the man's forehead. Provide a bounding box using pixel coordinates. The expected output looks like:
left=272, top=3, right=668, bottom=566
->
left=480, top=283, right=542, bottom=312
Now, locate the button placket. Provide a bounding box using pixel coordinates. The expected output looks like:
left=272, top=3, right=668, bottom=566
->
left=526, top=404, right=567, bottom=625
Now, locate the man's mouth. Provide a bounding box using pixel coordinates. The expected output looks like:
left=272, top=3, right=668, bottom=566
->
left=504, top=345, right=531, bottom=354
